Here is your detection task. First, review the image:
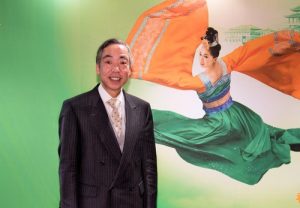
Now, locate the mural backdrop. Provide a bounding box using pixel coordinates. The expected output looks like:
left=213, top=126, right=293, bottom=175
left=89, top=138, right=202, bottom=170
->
left=0, top=0, right=300, bottom=207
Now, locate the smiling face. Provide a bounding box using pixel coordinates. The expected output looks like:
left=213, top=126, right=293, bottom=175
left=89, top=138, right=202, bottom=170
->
left=199, top=44, right=216, bottom=69
left=96, top=44, right=131, bottom=97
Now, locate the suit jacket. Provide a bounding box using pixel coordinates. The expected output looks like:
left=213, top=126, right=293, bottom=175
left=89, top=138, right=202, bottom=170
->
left=58, top=85, right=157, bottom=208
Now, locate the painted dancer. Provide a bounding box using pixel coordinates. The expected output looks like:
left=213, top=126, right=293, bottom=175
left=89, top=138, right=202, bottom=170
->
left=127, top=0, right=300, bottom=184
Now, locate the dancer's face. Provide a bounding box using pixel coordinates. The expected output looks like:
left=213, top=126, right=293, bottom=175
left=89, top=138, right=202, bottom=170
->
left=199, top=44, right=216, bottom=69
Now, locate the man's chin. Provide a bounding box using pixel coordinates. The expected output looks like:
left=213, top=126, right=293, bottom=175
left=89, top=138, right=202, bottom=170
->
left=109, top=82, right=123, bottom=89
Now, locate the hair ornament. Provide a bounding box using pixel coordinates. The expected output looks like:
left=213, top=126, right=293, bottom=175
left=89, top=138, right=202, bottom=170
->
left=201, top=27, right=219, bottom=47
left=201, top=33, right=219, bottom=47
left=210, top=41, right=218, bottom=47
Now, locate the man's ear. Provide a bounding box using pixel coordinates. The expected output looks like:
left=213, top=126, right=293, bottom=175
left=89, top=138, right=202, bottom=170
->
left=96, top=63, right=100, bottom=75
left=128, top=66, right=132, bottom=76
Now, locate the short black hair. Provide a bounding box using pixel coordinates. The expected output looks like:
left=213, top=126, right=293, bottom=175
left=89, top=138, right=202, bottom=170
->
left=95, top=38, right=132, bottom=66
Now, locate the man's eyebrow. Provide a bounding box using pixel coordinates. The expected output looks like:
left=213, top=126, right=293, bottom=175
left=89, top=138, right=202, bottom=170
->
left=120, top=55, right=129, bottom=60
left=102, top=55, right=112, bottom=59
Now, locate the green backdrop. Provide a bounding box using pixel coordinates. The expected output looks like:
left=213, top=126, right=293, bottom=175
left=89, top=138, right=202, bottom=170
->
left=0, top=0, right=159, bottom=207
left=1, top=0, right=300, bottom=208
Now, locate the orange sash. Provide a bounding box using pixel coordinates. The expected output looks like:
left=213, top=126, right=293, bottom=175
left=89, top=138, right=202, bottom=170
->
left=126, top=0, right=208, bottom=91
left=223, top=30, right=300, bottom=99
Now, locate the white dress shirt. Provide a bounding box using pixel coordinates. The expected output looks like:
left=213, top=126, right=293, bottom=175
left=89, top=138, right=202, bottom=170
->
left=98, top=84, right=126, bottom=151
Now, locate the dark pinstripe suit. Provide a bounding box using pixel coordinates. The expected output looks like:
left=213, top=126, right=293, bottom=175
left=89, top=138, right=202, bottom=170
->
left=58, top=85, right=157, bottom=208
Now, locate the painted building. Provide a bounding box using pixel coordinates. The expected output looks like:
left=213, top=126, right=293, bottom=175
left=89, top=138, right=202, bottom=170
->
left=225, top=25, right=274, bottom=44
left=286, top=5, right=300, bottom=31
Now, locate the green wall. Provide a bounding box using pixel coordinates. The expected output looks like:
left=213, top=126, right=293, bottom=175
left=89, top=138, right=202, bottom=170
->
left=0, top=1, right=160, bottom=207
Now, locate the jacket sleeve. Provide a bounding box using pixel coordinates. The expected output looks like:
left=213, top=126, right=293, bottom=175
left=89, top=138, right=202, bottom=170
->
left=142, top=103, right=157, bottom=208
left=58, top=101, right=79, bottom=208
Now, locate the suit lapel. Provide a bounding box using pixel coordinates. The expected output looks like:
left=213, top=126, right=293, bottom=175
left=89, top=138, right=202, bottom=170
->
left=89, top=86, right=122, bottom=161
left=110, top=92, right=140, bottom=188
left=89, top=86, right=142, bottom=188
left=123, top=91, right=139, bottom=158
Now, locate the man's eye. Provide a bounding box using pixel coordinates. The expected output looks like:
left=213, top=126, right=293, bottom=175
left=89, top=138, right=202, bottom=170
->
left=105, top=60, right=112, bottom=64
left=121, top=61, right=128, bottom=65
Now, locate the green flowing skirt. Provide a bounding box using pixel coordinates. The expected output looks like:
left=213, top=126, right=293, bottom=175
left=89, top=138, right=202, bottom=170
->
left=153, top=101, right=300, bottom=185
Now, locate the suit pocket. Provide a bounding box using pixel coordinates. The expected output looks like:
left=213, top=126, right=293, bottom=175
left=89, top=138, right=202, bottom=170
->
left=78, top=183, right=97, bottom=197
left=138, top=181, right=145, bottom=196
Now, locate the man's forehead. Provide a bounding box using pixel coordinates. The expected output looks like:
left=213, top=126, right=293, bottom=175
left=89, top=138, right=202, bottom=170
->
left=103, top=44, right=129, bottom=54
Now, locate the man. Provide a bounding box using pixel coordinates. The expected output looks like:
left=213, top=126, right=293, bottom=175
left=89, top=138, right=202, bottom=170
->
left=58, top=39, right=157, bottom=208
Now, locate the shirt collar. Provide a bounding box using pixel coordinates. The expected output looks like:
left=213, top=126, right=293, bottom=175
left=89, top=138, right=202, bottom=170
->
left=98, top=84, right=124, bottom=104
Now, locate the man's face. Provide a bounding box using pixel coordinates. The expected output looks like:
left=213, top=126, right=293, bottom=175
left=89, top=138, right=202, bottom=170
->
left=96, top=44, right=131, bottom=97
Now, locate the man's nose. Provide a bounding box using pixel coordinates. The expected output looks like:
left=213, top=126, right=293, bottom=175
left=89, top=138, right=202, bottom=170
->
left=111, top=64, right=120, bottom=72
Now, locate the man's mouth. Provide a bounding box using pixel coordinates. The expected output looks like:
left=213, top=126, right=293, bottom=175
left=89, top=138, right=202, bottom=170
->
left=110, top=77, right=121, bottom=81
